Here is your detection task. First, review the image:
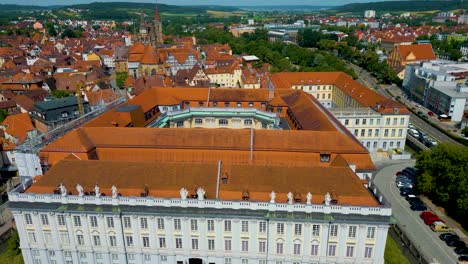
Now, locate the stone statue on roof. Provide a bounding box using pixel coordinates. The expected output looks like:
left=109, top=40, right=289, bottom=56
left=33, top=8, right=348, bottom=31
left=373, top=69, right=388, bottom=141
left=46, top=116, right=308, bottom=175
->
left=76, top=184, right=84, bottom=197
left=59, top=184, right=67, bottom=197
left=197, top=188, right=205, bottom=201
left=306, top=192, right=312, bottom=205
left=324, top=192, right=331, bottom=206
left=180, top=188, right=188, bottom=200
left=94, top=184, right=101, bottom=198
left=270, top=191, right=276, bottom=203
left=111, top=185, right=118, bottom=198
left=287, top=192, right=293, bottom=204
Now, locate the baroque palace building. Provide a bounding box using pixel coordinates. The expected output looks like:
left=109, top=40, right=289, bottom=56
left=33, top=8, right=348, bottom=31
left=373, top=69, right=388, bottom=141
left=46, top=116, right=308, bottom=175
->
left=11, top=87, right=391, bottom=264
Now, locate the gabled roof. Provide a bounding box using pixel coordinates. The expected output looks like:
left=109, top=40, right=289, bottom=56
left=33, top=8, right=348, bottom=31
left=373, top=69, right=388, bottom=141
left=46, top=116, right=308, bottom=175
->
left=139, top=44, right=158, bottom=65
left=396, top=43, right=436, bottom=62
left=1, top=113, right=34, bottom=144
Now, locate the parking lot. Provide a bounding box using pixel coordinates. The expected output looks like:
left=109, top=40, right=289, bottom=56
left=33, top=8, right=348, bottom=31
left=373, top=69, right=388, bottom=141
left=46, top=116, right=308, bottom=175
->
left=374, top=162, right=460, bottom=264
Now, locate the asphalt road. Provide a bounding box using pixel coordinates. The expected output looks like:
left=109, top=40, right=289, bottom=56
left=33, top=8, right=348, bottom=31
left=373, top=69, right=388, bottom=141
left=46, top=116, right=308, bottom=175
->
left=349, top=63, right=462, bottom=146
left=374, top=162, right=459, bottom=264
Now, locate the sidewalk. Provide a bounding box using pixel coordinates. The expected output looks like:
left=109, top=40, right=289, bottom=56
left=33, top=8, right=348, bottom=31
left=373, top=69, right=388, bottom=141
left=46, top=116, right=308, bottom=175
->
left=420, top=196, right=467, bottom=242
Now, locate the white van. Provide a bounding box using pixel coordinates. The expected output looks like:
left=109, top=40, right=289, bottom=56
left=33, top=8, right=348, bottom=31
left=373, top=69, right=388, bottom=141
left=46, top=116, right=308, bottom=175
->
left=408, top=129, right=419, bottom=138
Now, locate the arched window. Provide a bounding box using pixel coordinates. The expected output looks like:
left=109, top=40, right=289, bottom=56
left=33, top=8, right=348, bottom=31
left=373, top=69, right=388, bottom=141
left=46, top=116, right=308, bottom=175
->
left=310, top=240, right=320, bottom=256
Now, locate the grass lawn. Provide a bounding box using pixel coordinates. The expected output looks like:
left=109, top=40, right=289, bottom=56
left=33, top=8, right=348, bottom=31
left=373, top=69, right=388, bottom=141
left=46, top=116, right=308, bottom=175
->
left=384, top=235, right=411, bottom=264
left=0, top=252, right=23, bottom=264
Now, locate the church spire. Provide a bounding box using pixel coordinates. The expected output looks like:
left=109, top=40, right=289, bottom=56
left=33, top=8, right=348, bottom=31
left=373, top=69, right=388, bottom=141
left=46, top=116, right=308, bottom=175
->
left=154, top=0, right=160, bottom=21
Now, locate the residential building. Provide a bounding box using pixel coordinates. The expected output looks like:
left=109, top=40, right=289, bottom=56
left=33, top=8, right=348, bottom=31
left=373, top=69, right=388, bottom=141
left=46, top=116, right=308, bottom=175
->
left=267, top=72, right=410, bottom=152
left=364, top=10, right=376, bottom=18
left=387, top=43, right=436, bottom=78
left=458, top=14, right=468, bottom=25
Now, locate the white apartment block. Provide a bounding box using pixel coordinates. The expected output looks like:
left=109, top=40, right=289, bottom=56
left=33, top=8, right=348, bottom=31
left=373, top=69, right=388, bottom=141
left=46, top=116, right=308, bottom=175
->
left=9, top=189, right=390, bottom=264
left=364, top=10, right=376, bottom=18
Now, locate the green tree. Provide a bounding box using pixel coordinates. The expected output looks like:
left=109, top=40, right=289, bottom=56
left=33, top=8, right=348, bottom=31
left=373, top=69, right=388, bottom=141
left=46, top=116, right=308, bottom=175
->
left=462, top=127, right=468, bottom=137
left=0, top=109, right=8, bottom=122
left=415, top=144, right=468, bottom=228
left=61, top=28, right=76, bottom=39
left=116, top=72, right=128, bottom=88
left=51, top=90, right=72, bottom=98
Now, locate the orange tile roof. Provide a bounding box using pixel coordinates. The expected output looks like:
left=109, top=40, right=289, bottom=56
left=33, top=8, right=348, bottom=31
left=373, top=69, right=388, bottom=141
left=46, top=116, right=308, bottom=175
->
left=396, top=43, right=436, bottom=62
left=1, top=113, right=34, bottom=147
left=26, top=159, right=378, bottom=206
left=139, top=44, right=158, bottom=65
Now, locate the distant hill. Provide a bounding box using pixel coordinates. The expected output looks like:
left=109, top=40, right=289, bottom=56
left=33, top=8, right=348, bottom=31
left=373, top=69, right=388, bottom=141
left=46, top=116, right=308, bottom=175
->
left=334, top=0, right=467, bottom=13
left=0, top=4, right=49, bottom=11
left=238, top=5, right=333, bottom=11
left=65, top=2, right=239, bottom=20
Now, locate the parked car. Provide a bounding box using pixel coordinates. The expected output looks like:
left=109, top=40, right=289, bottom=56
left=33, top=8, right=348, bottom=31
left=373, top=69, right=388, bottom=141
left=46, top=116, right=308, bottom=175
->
left=459, top=255, right=468, bottom=261
left=423, top=215, right=441, bottom=225
left=430, top=221, right=451, bottom=232
left=440, top=233, right=459, bottom=241
left=410, top=204, right=427, bottom=211
left=402, top=168, right=416, bottom=177
left=409, top=200, right=425, bottom=207
left=408, top=128, right=420, bottom=138
left=439, top=233, right=460, bottom=241
left=420, top=211, right=435, bottom=219
left=400, top=189, right=416, bottom=196
left=417, top=110, right=424, bottom=115
left=428, top=111, right=435, bottom=116
left=447, top=239, right=466, bottom=248
left=397, top=181, right=413, bottom=188
left=425, top=139, right=438, bottom=148
left=455, top=247, right=468, bottom=255
left=408, top=123, right=415, bottom=129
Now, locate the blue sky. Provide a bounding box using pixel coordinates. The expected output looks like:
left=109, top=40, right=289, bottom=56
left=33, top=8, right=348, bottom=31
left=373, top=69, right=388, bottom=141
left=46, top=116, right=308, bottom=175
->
left=0, top=0, right=402, bottom=6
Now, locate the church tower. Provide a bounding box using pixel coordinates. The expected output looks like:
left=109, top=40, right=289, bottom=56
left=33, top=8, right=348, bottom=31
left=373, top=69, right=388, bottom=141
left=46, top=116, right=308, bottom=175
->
left=153, top=1, right=163, bottom=45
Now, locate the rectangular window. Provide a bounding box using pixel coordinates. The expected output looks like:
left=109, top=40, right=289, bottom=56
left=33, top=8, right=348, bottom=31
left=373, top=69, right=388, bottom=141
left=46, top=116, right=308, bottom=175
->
left=93, top=235, right=101, bottom=246
left=400, top=118, right=405, bottom=125
left=142, top=236, right=150, bottom=248
left=109, top=236, right=117, bottom=247
left=57, top=215, right=65, bottom=226
left=354, top=129, right=358, bottom=136
left=157, top=218, right=165, bottom=230
left=368, top=129, right=372, bottom=137
left=367, top=227, right=376, bottom=239
left=123, top=217, right=131, bottom=229
left=44, top=231, right=52, bottom=244
left=225, top=258, right=232, bottom=264
left=377, top=119, right=381, bottom=125
left=312, top=224, right=320, bottom=237
left=244, top=119, right=252, bottom=125
left=208, top=239, right=215, bottom=251
left=259, top=221, right=266, bottom=233
left=60, top=232, right=69, bottom=245
left=259, top=241, right=266, bottom=253
left=348, top=226, right=357, bottom=238
left=346, top=245, right=355, bottom=257
left=125, top=235, right=134, bottom=247
left=364, top=246, right=373, bottom=258
left=328, top=244, right=337, bottom=256
left=191, top=219, right=198, bottom=231
left=361, top=129, right=365, bottom=137
left=344, top=119, right=349, bottom=126
left=241, top=240, right=249, bottom=252
left=362, top=119, right=367, bottom=125
left=329, top=224, right=338, bottom=237
left=391, top=129, right=396, bottom=137
left=174, top=219, right=181, bottom=231
left=386, top=118, right=390, bottom=125
left=276, top=242, right=284, bottom=254
left=207, top=219, right=215, bottom=232
left=375, top=129, right=380, bottom=137
left=195, top=118, right=203, bottom=125
left=28, top=231, right=37, bottom=243
left=370, top=119, right=374, bottom=125
left=219, top=119, right=229, bottom=125
left=276, top=223, right=284, bottom=235
left=40, top=214, right=49, bottom=226
left=225, top=239, right=232, bottom=251
left=293, top=243, right=301, bottom=255
left=111, top=254, right=118, bottom=261
left=355, top=119, right=360, bottom=125
left=393, top=118, right=397, bottom=125
left=294, top=223, right=302, bottom=236
left=106, top=217, right=114, bottom=228
left=141, top=217, right=148, bottom=229
left=76, top=234, right=84, bottom=246
left=73, top=216, right=81, bottom=227
left=311, top=244, right=319, bottom=256
left=384, top=129, right=389, bottom=137
left=224, top=220, right=231, bottom=232
left=159, top=237, right=166, bottom=248
left=191, top=238, right=199, bottom=250
left=175, top=238, right=183, bottom=249
left=241, top=221, right=249, bottom=233
left=90, top=216, right=98, bottom=228
left=242, top=260, right=248, bottom=264
left=398, top=129, right=403, bottom=137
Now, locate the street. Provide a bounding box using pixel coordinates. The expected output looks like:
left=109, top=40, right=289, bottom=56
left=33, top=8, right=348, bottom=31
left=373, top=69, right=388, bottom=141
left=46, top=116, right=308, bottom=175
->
left=349, top=63, right=463, bottom=146
left=374, top=162, right=459, bottom=264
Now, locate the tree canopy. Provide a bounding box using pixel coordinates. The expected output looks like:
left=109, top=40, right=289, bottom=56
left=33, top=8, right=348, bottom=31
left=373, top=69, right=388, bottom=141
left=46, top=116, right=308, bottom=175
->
left=415, top=144, right=468, bottom=228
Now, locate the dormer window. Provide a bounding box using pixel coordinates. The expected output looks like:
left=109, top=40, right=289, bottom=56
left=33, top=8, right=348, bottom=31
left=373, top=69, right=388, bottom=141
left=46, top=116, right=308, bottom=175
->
left=320, top=154, right=331, bottom=163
